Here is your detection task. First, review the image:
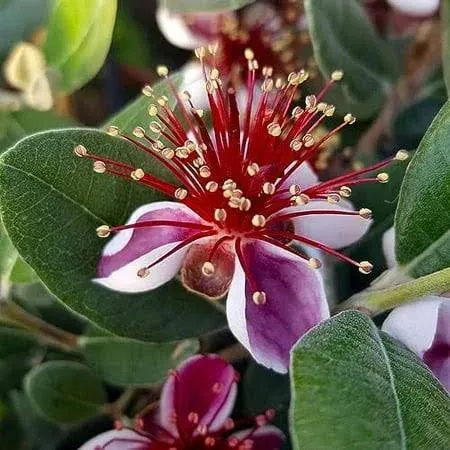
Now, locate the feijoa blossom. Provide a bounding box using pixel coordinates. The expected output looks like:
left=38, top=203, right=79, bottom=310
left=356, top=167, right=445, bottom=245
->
left=75, top=49, right=408, bottom=372
left=381, top=227, right=449, bottom=391
left=157, top=1, right=306, bottom=78
left=79, top=355, right=284, bottom=449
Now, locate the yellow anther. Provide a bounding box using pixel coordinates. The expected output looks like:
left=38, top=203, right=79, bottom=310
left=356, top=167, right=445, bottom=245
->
left=344, top=113, right=356, bottom=124
left=214, top=208, right=227, bottom=222
left=252, top=291, right=267, bottom=305
left=395, top=150, right=409, bottom=161
left=175, top=187, right=188, bottom=200
left=305, top=95, right=317, bottom=109
left=251, top=214, right=266, bottom=227
left=208, top=42, right=219, bottom=55
left=359, top=261, right=373, bottom=274
left=106, top=125, right=119, bottom=136
left=244, top=48, right=255, bottom=60
left=222, top=179, right=236, bottom=190
left=331, top=70, right=344, bottom=81
left=96, top=225, right=111, bottom=238
left=324, top=104, right=336, bottom=117
left=73, top=144, right=88, bottom=157
left=290, top=139, right=302, bottom=152
left=149, top=122, right=162, bottom=134
left=302, top=134, right=315, bottom=147
left=359, top=208, right=373, bottom=220
left=239, top=198, right=252, bottom=211
left=267, top=122, right=282, bottom=137
left=148, top=104, right=158, bottom=116
left=195, top=47, right=206, bottom=59
left=263, top=182, right=276, bottom=195
left=162, top=148, right=175, bottom=160
left=339, top=186, right=352, bottom=197
left=210, top=68, right=219, bottom=80
left=137, top=268, right=150, bottom=278
left=327, top=194, right=341, bottom=204
left=308, top=258, right=322, bottom=269
left=377, top=172, right=389, bottom=183
left=141, top=85, right=153, bottom=97
left=206, top=181, right=219, bottom=192
left=291, top=194, right=310, bottom=205
left=132, top=127, right=145, bottom=138
left=93, top=161, right=106, bottom=173
left=199, top=166, right=211, bottom=178
left=289, top=184, right=301, bottom=196
left=156, top=65, right=169, bottom=77
left=131, top=168, right=145, bottom=181
left=247, top=162, right=260, bottom=176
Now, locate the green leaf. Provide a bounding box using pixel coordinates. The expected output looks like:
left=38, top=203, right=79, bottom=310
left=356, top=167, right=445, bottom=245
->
left=0, top=327, right=37, bottom=359
left=0, top=108, right=74, bottom=154
left=81, top=336, right=198, bottom=386
left=0, top=129, right=225, bottom=341
left=25, top=361, right=107, bottom=424
left=442, top=0, right=450, bottom=95
left=43, top=0, right=117, bottom=93
left=304, top=0, right=397, bottom=120
left=290, top=311, right=450, bottom=450
left=8, top=257, right=37, bottom=284
left=0, top=0, right=51, bottom=57
left=161, top=0, right=253, bottom=13
left=106, top=73, right=183, bottom=136
left=395, top=101, right=450, bottom=277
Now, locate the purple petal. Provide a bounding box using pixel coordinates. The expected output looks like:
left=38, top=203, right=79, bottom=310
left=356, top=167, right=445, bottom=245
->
left=95, top=202, right=205, bottom=293
left=292, top=199, right=371, bottom=249
left=159, top=355, right=238, bottom=438
left=226, top=239, right=329, bottom=373
left=423, top=301, right=450, bottom=391
left=282, top=162, right=318, bottom=191
left=230, top=425, right=285, bottom=449
left=78, top=429, right=150, bottom=450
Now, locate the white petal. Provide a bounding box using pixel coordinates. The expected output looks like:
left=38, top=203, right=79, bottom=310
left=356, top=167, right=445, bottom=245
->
left=382, top=226, right=397, bottom=269
left=95, top=202, right=206, bottom=293
left=282, top=162, right=318, bottom=190
left=292, top=199, right=371, bottom=249
left=78, top=429, right=148, bottom=450
left=382, top=297, right=445, bottom=356
left=179, top=61, right=209, bottom=109
left=387, top=0, right=439, bottom=17
left=156, top=7, right=209, bottom=49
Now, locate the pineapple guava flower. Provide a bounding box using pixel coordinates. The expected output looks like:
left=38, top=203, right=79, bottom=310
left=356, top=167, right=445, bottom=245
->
left=75, top=49, right=407, bottom=372
left=79, top=355, right=284, bottom=449
left=382, top=227, right=449, bottom=391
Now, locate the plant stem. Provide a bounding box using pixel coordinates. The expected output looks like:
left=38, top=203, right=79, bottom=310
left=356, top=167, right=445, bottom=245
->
left=335, top=267, right=450, bottom=316
left=0, top=300, right=80, bottom=351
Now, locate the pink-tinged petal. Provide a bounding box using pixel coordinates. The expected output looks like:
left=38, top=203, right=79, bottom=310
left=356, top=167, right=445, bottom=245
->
left=227, top=239, right=329, bottom=373
left=292, top=199, right=371, bottom=249
left=382, top=297, right=446, bottom=357
left=155, top=8, right=211, bottom=49
left=282, top=162, right=318, bottom=190
left=160, top=355, right=238, bottom=438
left=78, top=429, right=150, bottom=450
left=387, top=0, right=439, bottom=17
left=230, top=425, right=285, bottom=449
left=382, top=226, right=397, bottom=269
left=423, top=301, right=450, bottom=391
left=94, top=202, right=205, bottom=293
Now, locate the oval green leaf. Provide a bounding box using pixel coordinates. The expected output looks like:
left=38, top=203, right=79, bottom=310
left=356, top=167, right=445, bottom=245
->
left=43, top=0, right=117, bottom=93
left=395, top=101, right=450, bottom=277
left=24, top=361, right=107, bottom=424
left=80, top=336, right=198, bottom=387
left=0, top=128, right=225, bottom=341
left=304, top=0, right=398, bottom=120
left=290, top=311, right=450, bottom=450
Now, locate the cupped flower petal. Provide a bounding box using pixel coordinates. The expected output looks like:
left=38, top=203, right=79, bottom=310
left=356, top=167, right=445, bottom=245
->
left=95, top=202, right=205, bottom=293
left=387, top=0, right=439, bottom=17
left=382, top=226, right=397, bottom=268
left=159, top=355, right=238, bottom=438
left=230, top=425, right=285, bottom=449
left=226, top=239, right=329, bottom=373
left=292, top=199, right=371, bottom=249
left=180, top=61, right=209, bottom=109
left=282, top=161, right=318, bottom=191
left=382, top=297, right=450, bottom=390
left=78, top=429, right=150, bottom=450
left=156, top=8, right=213, bottom=49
